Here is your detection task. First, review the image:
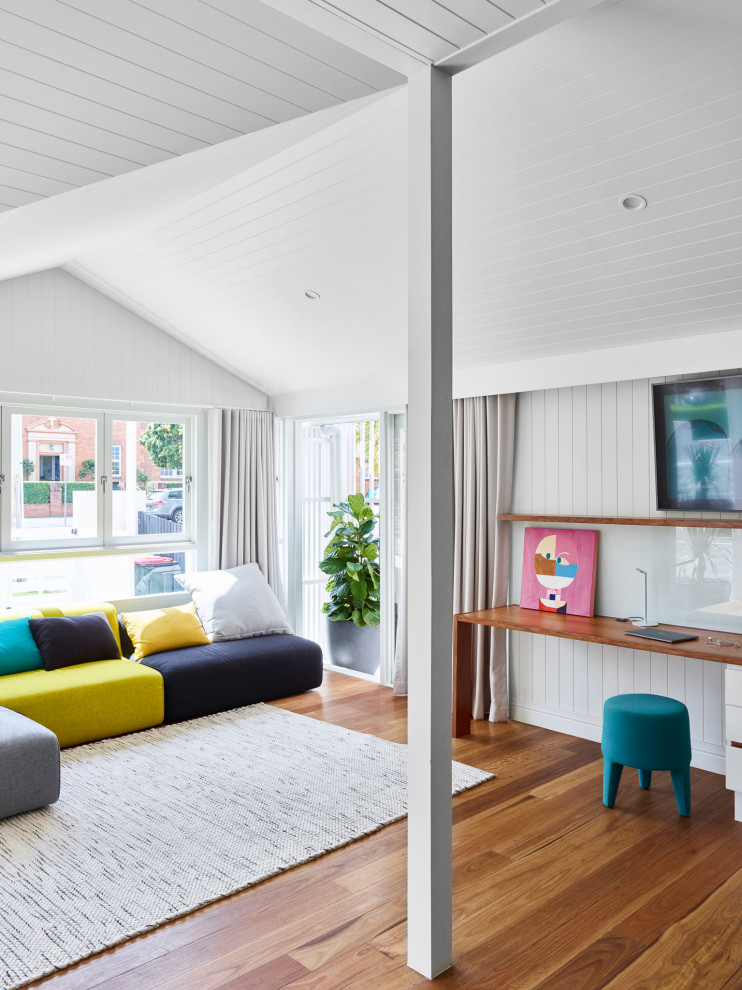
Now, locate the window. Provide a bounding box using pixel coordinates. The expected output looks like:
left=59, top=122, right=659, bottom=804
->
left=0, top=405, right=198, bottom=602
left=112, top=419, right=188, bottom=540
left=0, top=550, right=197, bottom=608
left=8, top=413, right=99, bottom=545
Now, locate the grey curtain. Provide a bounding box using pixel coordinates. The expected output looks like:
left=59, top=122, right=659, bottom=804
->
left=208, top=408, right=281, bottom=599
left=393, top=394, right=516, bottom=718
left=453, top=394, right=516, bottom=722
left=392, top=433, right=408, bottom=695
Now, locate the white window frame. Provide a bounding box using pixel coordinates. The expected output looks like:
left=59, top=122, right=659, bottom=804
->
left=111, top=444, right=122, bottom=478
left=2, top=405, right=105, bottom=552
left=281, top=409, right=403, bottom=688
left=104, top=413, right=193, bottom=548
left=0, top=405, right=202, bottom=607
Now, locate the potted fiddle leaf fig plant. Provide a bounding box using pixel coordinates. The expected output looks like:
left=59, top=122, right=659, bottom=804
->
left=320, top=493, right=380, bottom=674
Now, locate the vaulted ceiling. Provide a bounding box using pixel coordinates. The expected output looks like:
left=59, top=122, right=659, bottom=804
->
left=0, top=0, right=740, bottom=400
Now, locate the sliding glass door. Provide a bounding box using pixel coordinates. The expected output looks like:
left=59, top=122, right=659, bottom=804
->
left=285, top=411, right=404, bottom=685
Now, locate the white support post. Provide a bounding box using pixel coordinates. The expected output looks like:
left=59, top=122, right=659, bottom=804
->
left=406, top=65, right=454, bottom=980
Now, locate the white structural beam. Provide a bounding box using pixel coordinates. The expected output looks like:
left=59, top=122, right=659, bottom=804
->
left=406, top=65, right=454, bottom=980
left=436, top=0, right=615, bottom=75
left=266, top=0, right=422, bottom=78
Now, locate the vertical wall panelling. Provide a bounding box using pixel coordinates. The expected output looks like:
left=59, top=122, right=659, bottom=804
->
left=513, top=390, right=532, bottom=515
left=572, top=385, right=587, bottom=516
left=600, top=382, right=618, bottom=516
left=586, top=383, right=602, bottom=511
left=532, top=634, right=546, bottom=706
left=0, top=269, right=266, bottom=409
left=559, top=638, right=574, bottom=711
left=530, top=390, right=546, bottom=514
left=573, top=640, right=588, bottom=716
left=587, top=643, right=603, bottom=718
left=558, top=389, right=573, bottom=516
left=616, top=380, right=633, bottom=516
left=509, top=374, right=742, bottom=774
left=632, top=378, right=651, bottom=516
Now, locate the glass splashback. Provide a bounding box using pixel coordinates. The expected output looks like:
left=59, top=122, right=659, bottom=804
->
left=511, top=522, right=742, bottom=636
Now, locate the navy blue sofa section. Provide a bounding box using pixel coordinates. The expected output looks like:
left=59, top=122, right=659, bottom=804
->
left=140, top=635, right=323, bottom=724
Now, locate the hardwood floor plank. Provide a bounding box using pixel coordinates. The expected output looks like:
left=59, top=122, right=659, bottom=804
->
left=615, top=831, right=742, bottom=947
left=289, top=897, right=405, bottom=971
left=533, top=934, right=646, bottom=990
left=282, top=944, right=395, bottom=989
left=217, top=953, right=309, bottom=990
left=602, top=871, right=742, bottom=990
left=28, top=674, right=742, bottom=990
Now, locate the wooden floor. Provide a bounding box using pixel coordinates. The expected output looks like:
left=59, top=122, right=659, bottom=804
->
left=30, top=671, right=742, bottom=990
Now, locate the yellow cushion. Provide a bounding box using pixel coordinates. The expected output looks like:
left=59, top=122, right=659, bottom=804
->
left=121, top=601, right=209, bottom=660
left=0, top=660, right=164, bottom=748
left=38, top=602, right=122, bottom=656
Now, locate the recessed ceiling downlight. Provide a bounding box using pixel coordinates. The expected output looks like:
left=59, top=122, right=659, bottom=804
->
left=304, top=289, right=321, bottom=300
left=620, top=194, right=647, bottom=211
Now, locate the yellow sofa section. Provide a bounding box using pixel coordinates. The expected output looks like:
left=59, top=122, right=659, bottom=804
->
left=0, top=661, right=164, bottom=748
left=0, top=602, right=164, bottom=747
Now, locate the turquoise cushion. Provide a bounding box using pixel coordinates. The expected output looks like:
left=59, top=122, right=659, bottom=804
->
left=0, top=617, right=44, bottom=675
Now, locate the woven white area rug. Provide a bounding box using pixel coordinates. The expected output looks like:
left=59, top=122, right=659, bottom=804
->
left=0, top=702, right=490, bottom=990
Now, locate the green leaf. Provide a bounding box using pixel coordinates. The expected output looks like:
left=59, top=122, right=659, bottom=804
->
left=319, top=559, right=345, bottom=575
left=362, top=607, right=380, bottom=626
left=348, top=493, right=366, bottom=517
left=320, top=493, right=381, bottom=623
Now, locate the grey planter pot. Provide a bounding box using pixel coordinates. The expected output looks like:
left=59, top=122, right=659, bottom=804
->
left=326, top=617, right=380, bottom=676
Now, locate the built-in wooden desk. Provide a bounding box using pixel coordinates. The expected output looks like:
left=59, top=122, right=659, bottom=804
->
left=454, top=605, right=742, bottom=819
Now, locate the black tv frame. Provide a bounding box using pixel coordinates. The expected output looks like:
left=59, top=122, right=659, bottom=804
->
left=653, top=374, right=742, bottom=512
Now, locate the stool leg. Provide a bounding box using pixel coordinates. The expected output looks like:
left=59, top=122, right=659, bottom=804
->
left=638, top=769, right=652, bottom=790
left=603, top=760, right=623, bottom=807
left=670, top=767, right=691, bottom=817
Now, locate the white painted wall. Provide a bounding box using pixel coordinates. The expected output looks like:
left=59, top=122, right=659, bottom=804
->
left=0, top=268, right=267, bottom=409
left=509, top=371, right=742, bottom=775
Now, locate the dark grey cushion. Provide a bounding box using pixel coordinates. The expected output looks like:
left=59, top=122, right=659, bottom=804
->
left=29, top=613, right=119, bottom=670
left=0, top=707, right=60, bottom=819
left=140, top=635, right=323, bottom=723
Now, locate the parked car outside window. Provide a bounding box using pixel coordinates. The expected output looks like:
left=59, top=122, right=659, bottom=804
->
left=145, top=489, right=183, bottom=525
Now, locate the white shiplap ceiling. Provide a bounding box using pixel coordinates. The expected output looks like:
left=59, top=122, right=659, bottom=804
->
left=0, top=0, right=740, bottom=399
left=0, top=0, right=405, bottom=211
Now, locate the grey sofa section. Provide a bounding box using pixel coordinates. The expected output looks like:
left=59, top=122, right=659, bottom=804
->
left=0, top=706, right=60, bottom=819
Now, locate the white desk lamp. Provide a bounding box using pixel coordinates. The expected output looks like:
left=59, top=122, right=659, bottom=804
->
left=635, top=568, right=658, bottom=627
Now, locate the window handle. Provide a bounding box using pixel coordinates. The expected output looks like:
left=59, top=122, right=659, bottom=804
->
left=185, top=475, right=193, bottom=494
left=100, top=475, right=108, bottom=493
left=0, top=474, right=4, bottom=494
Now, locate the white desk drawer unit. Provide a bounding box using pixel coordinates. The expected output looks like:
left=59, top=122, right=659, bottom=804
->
left=726, top=666, right=742, bottom=708
left=725, top=667, right=742, bottom=820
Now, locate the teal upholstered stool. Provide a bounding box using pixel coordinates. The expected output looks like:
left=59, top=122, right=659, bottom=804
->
left=601, top=694, right=692, bottom=816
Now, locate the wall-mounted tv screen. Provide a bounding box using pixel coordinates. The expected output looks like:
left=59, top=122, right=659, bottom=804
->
left=653, top=376, right=742, bottom=511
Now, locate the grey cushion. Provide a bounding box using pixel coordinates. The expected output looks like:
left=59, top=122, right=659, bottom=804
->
left=0, top=707, right=60, bottom=819
left=175, top=563, right=293, bottom=641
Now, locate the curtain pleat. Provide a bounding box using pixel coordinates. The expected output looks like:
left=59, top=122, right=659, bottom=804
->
left=208, top=408, right=281, bottom=600
left=453, top=394, right=515, bottom=722
left=392, top=394, right=515, bottom=718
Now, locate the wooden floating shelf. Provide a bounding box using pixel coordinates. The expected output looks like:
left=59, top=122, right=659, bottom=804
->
left=499, top=513, right=742, bottom=530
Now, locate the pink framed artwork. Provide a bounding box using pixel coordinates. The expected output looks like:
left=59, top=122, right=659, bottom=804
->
left=520, top=527, right=598, bottom=617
